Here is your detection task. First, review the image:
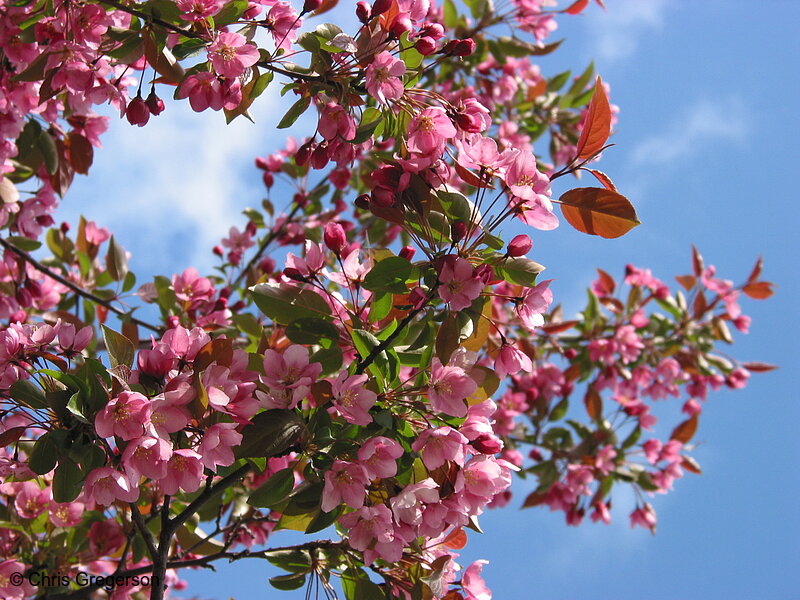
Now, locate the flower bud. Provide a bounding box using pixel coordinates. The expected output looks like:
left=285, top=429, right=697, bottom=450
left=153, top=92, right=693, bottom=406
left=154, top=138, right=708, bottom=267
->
left=408, top=286, right=427, bottom=309
left=355, top=193, right=371, bottom=210
left=415, top=36, right=437, bottom=56
left=311, top=141, right=330, bottom=169
left=451, top=221, right=467, bottom=243
left=399, top=245, right=415, bottom=261
left=475, top=263, right=495, bottom=284
left=508, top=234, right=532, bottom=257
left=283, top=267, right=307, bottom=282
left=60, top=221, right=70, bottom=233
left=212, top=245, right=224, bottom=257
left=167, top=315, right=181, bottom=329
left=125, top=95, right=150, bottom=127
left=472, top=434, right=503, bottom=455
left=390, top=15, right=412, bottom=37
left=258, top=256, right=276, bottom=273
left=564, top=348, right=577, bottom=360
left=293, top=192, right=308, bottom=207
left=145, top=90, right=165, bottom=116
left=324, top=222, right=347, bottom=255
left=295, top=140, right=314, bottom=166
left=302, top=0, right=322, bottom=13
left=356, top=0, right=372, bottom=22
left=262, top=171, right=274, bottom=188
left=372, top=0, right=392, bottom=16
left=441, top=38, right=476, bottom=57
left=419, top=23, right=444, bottom=39
left=255, top=156, right=270, bottom=170
left=454, top=111, right=481, bottom=133
left=371, top=186, right=395, bottom=207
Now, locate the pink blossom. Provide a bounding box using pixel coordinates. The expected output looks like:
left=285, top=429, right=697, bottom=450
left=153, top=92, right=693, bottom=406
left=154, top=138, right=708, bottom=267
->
left=56, top=321, right=92, bottom=353
left=339, top=504, right=403, bottom=564
left=411, top=426, right=469, bottom=469
left=438, top=257, right=483, bottom=312
left=89, top=518, right=125, bottom=556
left=357, top=436, right=403, bottom=479
left=366, top=52, right=406, bottom=104
left=159, top=449, right=204, bottom=495
left=176, top=0, right=223, bottom=21
left=265, top=2, right=301, bottom=51
left=177, top=72, right=226, bottom=112
left=494, top=344, right=533, bottom=379
left=94, top=391, right=152, bottom=441
left=198, top=423, right=243, bottom=471
left=330, top=372, right=377, bottom=425
left=285, top=240, right=325, bottom=276
left=0, top=560, right=37, bottom=599
left=590, top=501, right=612, bottom=525
left=85, top=467, right=140, bottom=505
left=594, top=445, right=617, bottom=475
left=318, top=102, right=356, bottom=141
left=390, top=478, right=439, bottom=526
left=428, top=358, right=477, bottom=417
left=630, top=503, right=657, bottom=533
left=15, top=481, right=50, bottom=519
left=407, top=107, right=456, bottom=156
left=320, top=460, right=369, bottom=512
left=49, top=500, right=84, bottom=527
left=172, top=267, right=214, bottom=306
left=122, top=435, right=172, bottom=480
left=208, top=32, right=259, bottom=78
left=516, top=279, right=553, bottom=330
left=462, top=560, right=492, bottom=600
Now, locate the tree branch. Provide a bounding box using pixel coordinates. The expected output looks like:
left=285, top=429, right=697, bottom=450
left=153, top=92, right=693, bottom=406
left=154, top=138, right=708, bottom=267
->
left=0, top=237, right=162, bottom=333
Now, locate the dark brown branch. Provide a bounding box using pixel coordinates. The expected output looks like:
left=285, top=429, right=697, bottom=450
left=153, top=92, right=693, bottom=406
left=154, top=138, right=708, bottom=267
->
left=0, top=237, right=162, bottom=333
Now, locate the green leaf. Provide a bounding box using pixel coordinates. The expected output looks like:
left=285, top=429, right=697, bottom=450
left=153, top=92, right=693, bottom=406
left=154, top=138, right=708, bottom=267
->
left=547, top=70, right=572, bottom=92
left=285, top=318, right=340, bottom=346
left=264, top=548, right=313, bottom=573
left=269, top=573, right=307, bottom=591
left=235, top=410, right=305, bottom=459
left=305, top=505, right=342, bottom=534
left=363, top=257, right=415, bottom=294
left=53, top=457, right=83, bottom=502
left=29, top=432, right=60, bottom=475
left=213, top=0, right=248, bottom=26
left=9, top=379, right=47, bottom=410
left=549, top=398, right=569, bottom=421
left=101, top=325, right=135, bottom=368
left=493, top=255, right=545, bottom=287
left=248, top=468, right=295, bottom=508
left=6, top=236, right=41, bottom=252
left=277, top=96, right=311, bottom=129
left=443, top=0, right=458, bottom=28
left=251, top=283, right=332, bottom=324
left=105, top=235, right=128, bottom=282
left=436, top=190, right=472, bottom=223
left=368, top=291, right=393, bottom=323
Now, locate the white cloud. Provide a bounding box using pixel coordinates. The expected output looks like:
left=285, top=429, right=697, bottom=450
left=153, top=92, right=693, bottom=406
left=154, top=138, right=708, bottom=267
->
left=586, top=0, right=669, bottom=62
left=631, top=97, right=749, bottom=167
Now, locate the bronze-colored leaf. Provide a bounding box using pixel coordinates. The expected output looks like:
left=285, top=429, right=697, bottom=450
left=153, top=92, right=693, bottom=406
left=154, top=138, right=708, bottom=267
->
left=193, top=337, right=234, bottom=372
left=741, top=361, right=778, bottom=373
left=575, top=76, right=611, bottom=160
left=442, top=527, right=467, bottom=550
left=675, top=275, right=696, bottom=291
left=66, top=132, right=93, bottom=175
left=691, top=245, right=704, bottom=277
left=564, top=0, right=589, bottom=14
left=670, top=414, right=698, bottom=444
left=596, top=268, right=615, bottom=295
left=539, top=320, right=579, bottom=334
left=681, top=455, right=702, bottom=475
left=746, top=256, right=763, bottom=284
left=742, top=281, right=774, bottom=300
left=584, top=385, right=602, bottom=420
left=559, top=187, right=640, bottom=238
left=584, top=168, right=617, bottom=191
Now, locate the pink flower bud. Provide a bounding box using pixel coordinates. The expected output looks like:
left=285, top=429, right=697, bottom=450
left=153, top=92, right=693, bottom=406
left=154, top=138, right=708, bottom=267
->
left=451, top=221, right=467, bottom=243
left=302, top=0, right=322, bottom=13
left=145, top=90, right=165, bottom=116
left=508, top=234, right=532, bottom=257
left=255, top=156, right=269, bottom=170
left=372, top=0, right=392, bottom=16
left=371, top=186, right=395, bottom=207
left=415, top=36, right=437, bottom=56
left=355, top=194, right=371, bottom=210
left=213, top=245, right=224, bottom=257
left=324, top=222, right=347, bottom=255
left=125, top=95, right=150, bottom=127
left=60, top=221, right=70, bottom=233
left=399, top=245, right=415, bottom=261
left=475, top=263, right=494, bottom=284
left=356, top=0, right=372, bottom=22
left=472, top=433, right=502, bottom=455
left=390, top=15, right=412, bottom=37
left=262, top=171, right=274, bottom=188
left=283, top=267, right=307, bottom=282
left=454, top=111, right=482, bottom=133
left=409, top=286, right=427, bottom=309
left=441, top=38, right=476, bottom=57
left=295, top=141, right=314, bottom=166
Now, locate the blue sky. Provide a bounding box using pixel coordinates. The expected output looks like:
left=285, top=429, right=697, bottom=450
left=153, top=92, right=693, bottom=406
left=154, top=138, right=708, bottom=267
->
left=64, top=1, right=800, bottom=598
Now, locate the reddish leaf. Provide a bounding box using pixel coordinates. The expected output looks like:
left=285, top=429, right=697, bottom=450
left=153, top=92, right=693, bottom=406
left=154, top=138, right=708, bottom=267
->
left=583, top=168, right=617, bottom=191
left=575, top=76, right=611, bottom=160
left=564, top=0, right=589, bottom=14
left=742, top=281, right=774, bottom=300
left=746, top=256, right=763, bottom=284
left=675, top=275, right=696, bottom=291
left=528, top=78, right=548, bottom=100
left=312, top=0, right=338, bottom=15
left=584, top=385, right=602, bottom=420
left=0, top=426, right=27, bottom=448
left=435, top=313, right=460, bottom=363
left=539, top=320, right=579, bottom=334
left=194, top=337, right=234, bottom=372
left=378, top=0, right=400, bottom=30
left=670, top=414, right=698, bottom=444
left=563, top=362, right=582, bottom=382
left=66, top=131, right=93, bottom=175
left=442, top=527, right=468, bottom=550
left=600, top=296, right=624, bottom=314
left=122, top=321, right=139, bottom=349
left=144, top=33, right=185, bottom=85
left=741, top=361, right=779, bottom=373
left=691, top=245, right=704, bottom=277
left=522, top=490, right=548, bottom=508
left=692, top=289, right=707, bottom=318
left=596, top=268, right=615, bottom=295
left=48, top=138, right=74, bottom=198
left=681, top=456, right=702, bottom=475
left=453, top=160, right=493, bottom=189
left=559, top=187, right=640, bottom=239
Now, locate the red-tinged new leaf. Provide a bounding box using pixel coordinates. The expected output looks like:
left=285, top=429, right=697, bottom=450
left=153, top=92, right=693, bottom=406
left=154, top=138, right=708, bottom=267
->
left=693, top=289, right=707, bottom=318
left=539, top=320, right=579, bottom=334
left=194, top=337, right=234, bottom=372
left=564, top=0, right=589, bottom=14
left=559, top=187, right=640, bottom=239
left=671, top=414, right=698, bottom=444
left=584, top=168, right=617, bottom=191
left=453, top=160, right=493, bottom=189
left=741, top=362, right=779, bottom=373
left=746, top=256, right=763, bottom=284
left=442, top=527, right=467, bottom=550
left=691, top=245, right=704, bottom=277
left=575, top=76, right=611, bottom=160
left=584, top=385, right=602, bottom=420
left=313, top=0, right=338, bottom=15
left=681, top=456, right=702, bottom=475
left=522, top=490, right=548, bottom=508
left=144, top=34, right=184, bottom=85
left=675, top=275, right=696, bottom=291
left=742, top=281, right=774, bottom=300
left=596, top=268, right=615, bottom=295
left=66, top=131, right=93, bottom=175
left=0, top=426, right=27, bottom=448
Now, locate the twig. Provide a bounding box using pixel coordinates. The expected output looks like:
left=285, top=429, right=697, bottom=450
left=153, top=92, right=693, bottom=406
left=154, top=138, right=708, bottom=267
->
left=0, top=237, right=162, bottom=333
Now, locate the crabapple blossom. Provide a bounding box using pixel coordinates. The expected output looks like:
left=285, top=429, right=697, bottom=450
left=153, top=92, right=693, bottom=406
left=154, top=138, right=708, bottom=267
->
left=321, top=460, right=370, bottom=512
left=357, top=436, right=404, bottom=479
left=429, top=357, right=478, bottom=417
left=366, top=52, right=407, bottom=104
left=85, top=467, right=140, bottom=505
left=94, top=391, right=152, bottom=441
left=330, top=372, right=377, bottom=425
left=438, top=257, right=484, bottom=311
